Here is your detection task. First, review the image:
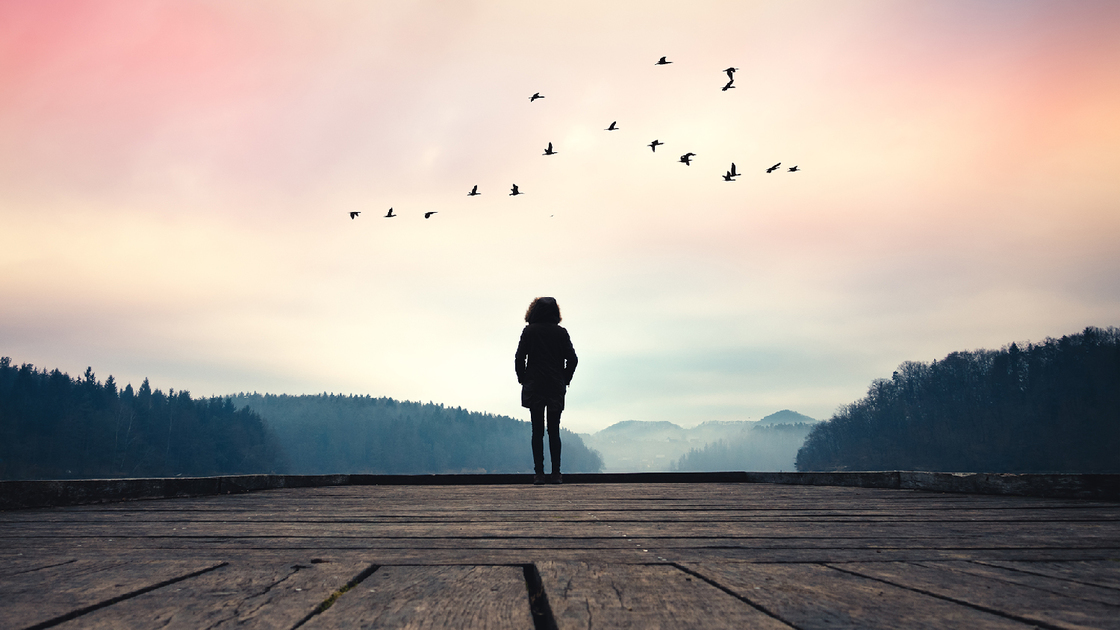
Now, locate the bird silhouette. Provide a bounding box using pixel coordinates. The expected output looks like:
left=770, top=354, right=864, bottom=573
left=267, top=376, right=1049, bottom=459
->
left=349, top=211, right=360, bottom=219
left=649, top=139, right=663, bottom=152
left=424, top=211, right=437, bottom=218
left=606, top=121, right=618, bottom=131
left=544, top=142, right=557, bottom=155
left=788, top=165, right=800, bottom=172
left=721, top=79, right=735, bottom=91
left=656, top=56, right=672, bottom=65
left=680, top=152, right=696, bottom=165
left=722, top=171, right=734, bottom=181
left=468, top=185, right=479, bottom=196
left=530, top=92, right=544, bottom=102
left=724, top=67, right=738, bottom=80
left=730, top=163, right=739, bottom=177
left=384, top=207, right=396, bottom=217
left=766, top=163, right=781, bottom=173
left=510, top=184, right=522, bottom=196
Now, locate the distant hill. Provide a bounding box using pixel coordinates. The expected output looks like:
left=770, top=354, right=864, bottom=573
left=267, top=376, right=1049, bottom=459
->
left=674, top=422, right=817, bottom=472
left=757, top=410, right=819, bottom=425
left=582, top=413, right=816, bottom=472
left=232, top=393, right=603, bottom=474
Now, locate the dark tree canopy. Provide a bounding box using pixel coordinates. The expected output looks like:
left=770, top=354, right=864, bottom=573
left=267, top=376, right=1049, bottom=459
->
left=796, top=327, right=1120, bottom=473
left=0, top=359, right=285, bottom=480
left=231, top=393, right=604, bottom=474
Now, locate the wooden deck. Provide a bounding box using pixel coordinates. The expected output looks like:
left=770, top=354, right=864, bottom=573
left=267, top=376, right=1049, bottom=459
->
left=2, top=482, right=1118, bottom=629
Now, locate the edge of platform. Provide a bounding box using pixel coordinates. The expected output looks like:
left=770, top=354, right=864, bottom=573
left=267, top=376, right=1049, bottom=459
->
left=2, top=471, right=1117, bottom=509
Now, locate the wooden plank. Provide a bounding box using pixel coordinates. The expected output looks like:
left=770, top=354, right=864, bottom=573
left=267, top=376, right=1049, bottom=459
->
left=830, top=561, right=1120, bottom=630
left=680, top=561, right=1033, bottom=629
left=0, top=558, right=224, bottom=630
left=975, top=560, right=1120, bottom=590
left=51, top=558, right=371, bottom=630
left=301, top=565, right=534, bottom=630
left=914, top=561, right=1120, bottom=606
left=537, top=561, right=792, bottom=630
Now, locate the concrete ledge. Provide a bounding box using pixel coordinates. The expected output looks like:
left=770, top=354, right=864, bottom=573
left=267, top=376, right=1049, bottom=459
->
left=2, top=471, right=1117, bottom=509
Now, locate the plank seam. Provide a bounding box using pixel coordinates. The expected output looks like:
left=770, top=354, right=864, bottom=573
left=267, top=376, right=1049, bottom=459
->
left=523, top=564, right=560, bottom=630
left=970, top=560, right=1120, bottom=593
left=669, top=562, right=800, bottom=629
left=20, top=561, right=228, bottom=630
left=289, top=563, right=379, bottom=629
left=823, top=564, right=1071, bottom=630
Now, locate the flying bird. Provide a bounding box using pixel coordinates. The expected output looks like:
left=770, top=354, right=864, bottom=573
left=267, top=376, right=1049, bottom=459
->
left=384, top=207, right=396, bottom=217
left=510, top=184, right=522, bottom=196
left=424, top=211, right=437, bottom=218
left=543, top=142, right=557, bottom=155
left=788, top=165, right=800, bottom=172
left=349, top=211, right=360, bottom=219
left=679, top=152, right=696, bottom=165
left=729, top=163, right=739, bottom=177
left=530, top=92, right=544, bottom=102
left=721, top=79, right=735, bottom=91
left=648, top=139, right=663, bottom=152
left=722, top=171, right=735, bottom=182
left=724, top=67, right=738, bottom=80
left=656, top=56, right=672, bottom=65
left=606, top=121, right=618, bottom=131
left=766, top=163, right=781, bottom=173
left=468, top=185, right=479, bottom=196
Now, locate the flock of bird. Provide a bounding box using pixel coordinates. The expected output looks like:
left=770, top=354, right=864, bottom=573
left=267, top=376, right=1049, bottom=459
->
left=350, top=56, right=799, bottom=220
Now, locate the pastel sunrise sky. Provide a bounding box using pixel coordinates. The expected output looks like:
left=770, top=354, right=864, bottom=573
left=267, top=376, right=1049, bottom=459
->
left=2, top=0, right=1118, bottom=432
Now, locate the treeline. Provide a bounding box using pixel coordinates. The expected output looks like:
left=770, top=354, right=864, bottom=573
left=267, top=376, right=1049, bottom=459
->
left=673, top=423, right=815, bottom=472
left=796, top=327, right=1120, bottom=473
left=231, top=393, right=604, bottom=474
left=0, top=358, right=285, bottom=480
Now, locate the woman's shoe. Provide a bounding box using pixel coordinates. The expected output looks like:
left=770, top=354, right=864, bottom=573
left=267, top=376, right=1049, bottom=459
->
left=550, top=473, right=562, bottom=484
left=533, top=474, right=545, bottom=485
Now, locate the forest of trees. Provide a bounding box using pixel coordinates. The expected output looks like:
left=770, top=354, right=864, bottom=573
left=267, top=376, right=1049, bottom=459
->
left=673, top=422, right=816, bottom=472
left=796, top=327, right=1120, bottom=473
left=230, top=393, right=604, bottom=474
left=0, top=358, right=285, bottom=480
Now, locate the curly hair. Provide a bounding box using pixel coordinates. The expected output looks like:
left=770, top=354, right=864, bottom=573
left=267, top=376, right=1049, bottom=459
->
left=524, top=297, right=562, bottom=324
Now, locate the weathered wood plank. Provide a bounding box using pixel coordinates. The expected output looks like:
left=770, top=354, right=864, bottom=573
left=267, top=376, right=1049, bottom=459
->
left=830, top=561, right=1120, bottom=630
left=537, top=561, right=792, bottom=630
left=975, top=560, right=1120, bottom=590
left=301, top=565, right=534, bottom=630
left=51, top=558, right=370, bottom=630
left=914, top=560, right=1120, bottom=606
left=680, top=561, right=1033, bottom=629
left=0, top=558, right=225, bottom=630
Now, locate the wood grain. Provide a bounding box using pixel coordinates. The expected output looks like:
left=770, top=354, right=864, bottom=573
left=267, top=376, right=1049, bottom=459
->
left=301, top=565, right=534, bottom=630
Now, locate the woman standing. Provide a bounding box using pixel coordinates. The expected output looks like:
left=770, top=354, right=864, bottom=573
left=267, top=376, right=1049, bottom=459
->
left=515, top=297, right=578, bottom=484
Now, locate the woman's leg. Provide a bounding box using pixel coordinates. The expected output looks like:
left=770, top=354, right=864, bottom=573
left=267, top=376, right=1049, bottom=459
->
left=547, top=405, right=562, bottom=476
left=530, top=405, right=546, bottom=475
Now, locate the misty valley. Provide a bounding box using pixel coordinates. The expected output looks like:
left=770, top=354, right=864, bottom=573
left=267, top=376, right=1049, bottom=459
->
left=1, top=326, right=1117, bottom=480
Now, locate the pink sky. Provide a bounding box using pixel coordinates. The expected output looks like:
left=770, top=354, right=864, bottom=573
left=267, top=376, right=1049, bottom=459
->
left=2, top=1, right=1118, bottom=432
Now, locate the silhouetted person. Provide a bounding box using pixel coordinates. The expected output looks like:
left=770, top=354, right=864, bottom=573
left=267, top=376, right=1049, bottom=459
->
left=515, top=297, right=577, bottom=485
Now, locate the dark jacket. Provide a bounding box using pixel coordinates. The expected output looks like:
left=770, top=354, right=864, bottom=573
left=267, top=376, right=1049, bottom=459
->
left=515, top=323, right=578, bottom=409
